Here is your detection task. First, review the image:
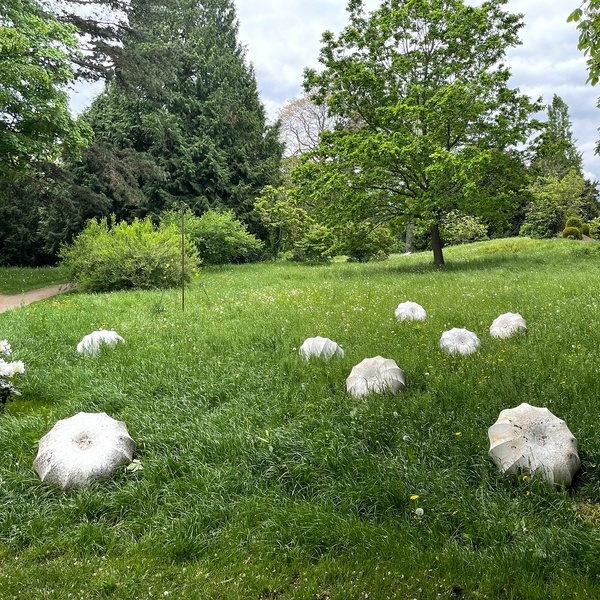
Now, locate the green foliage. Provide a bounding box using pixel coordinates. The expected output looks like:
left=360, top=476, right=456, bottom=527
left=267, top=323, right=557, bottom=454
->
left=528, top=95, right=583, bottom=179
left=565, top=216, right=584, bottom=229
left=562, top=226, right=583, bottom=240
left=0, top=0, right=90, bottom=178
left=78, top=0, right=283, bottom=223
left=253, top=185, right=335, bottom=262
left=162, top=209, right=263, bottom=265
left=589, top=216, right=600, bottom=238
left=333, top=222, right=394, bottom=262
left=581, top=223, right=591, bottom=236
left=520, top=170, right=588, bottom=238
left=59, top=217, right=200, bottom=292
left=441, top=210, right=489, bottom=246
left=296, top=0, right=538, bottom=265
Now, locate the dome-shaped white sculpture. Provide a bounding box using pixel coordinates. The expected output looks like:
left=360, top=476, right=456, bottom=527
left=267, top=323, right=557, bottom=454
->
left=395, top=301, right=427, bottom=321
left=299, top=336, right=344, bottom=360
left=490, top=312, right=527, bottom=339
left=33, top=412, right=136, bottom=489
left=346, top=356, right=405, bottom=398
left=77, top=329, right=125, bottom=356
left=488, top=403, right=580, bottom=487
left=439, top=328, right=480, bottom=355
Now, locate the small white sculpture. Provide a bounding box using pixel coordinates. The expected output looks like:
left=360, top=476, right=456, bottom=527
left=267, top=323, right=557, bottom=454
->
left=77, top=329, right=125, bottom=356
left=299, top=336, right=344, bottom=360
left=439, top=328, right=480, bottom=355
left=33, top=412, right=136, bottom=490
left=490, top=312, right=527, bottom=339
left=395, top=301, right=427, bottom=321
left=488, top=403, right=580, bottom=487
left=346, top=356, right=405, bottom=398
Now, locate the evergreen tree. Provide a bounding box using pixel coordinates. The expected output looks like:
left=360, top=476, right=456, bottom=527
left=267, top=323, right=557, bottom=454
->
left=78, top=0, right=283, bottom=228
left=529, top=95, right=583, bottom=179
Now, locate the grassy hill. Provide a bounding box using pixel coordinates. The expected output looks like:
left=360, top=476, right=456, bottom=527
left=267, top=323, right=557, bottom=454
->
left=0, top=237, right=599, bottom=599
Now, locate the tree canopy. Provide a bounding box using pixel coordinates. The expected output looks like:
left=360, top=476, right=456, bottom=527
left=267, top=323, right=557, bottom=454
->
left=0, top=0, right=90, bottom=179
left=295, top=0, right=539, bottom=265
left=77, top=0, right=283, bottom=228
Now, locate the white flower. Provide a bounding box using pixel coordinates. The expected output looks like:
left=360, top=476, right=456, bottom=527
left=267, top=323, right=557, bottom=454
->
left=0, top=359, right=25, bottom=378
left=0, top=340, right=12, bottom=356
left=415, top=508, right=424, bottom=518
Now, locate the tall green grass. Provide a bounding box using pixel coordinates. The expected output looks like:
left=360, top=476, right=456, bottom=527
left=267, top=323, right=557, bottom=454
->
left=0, top=237, right=599, bottom=599
left=0, top=267, right=67, bottom=295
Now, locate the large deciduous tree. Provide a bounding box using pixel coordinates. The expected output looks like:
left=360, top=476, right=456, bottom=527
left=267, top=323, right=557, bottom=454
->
left=0, top=0, right=90, bottom=179
left=296, top=0, right=538, bottom=265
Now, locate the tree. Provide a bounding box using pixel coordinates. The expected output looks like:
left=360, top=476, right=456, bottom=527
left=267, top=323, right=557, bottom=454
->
left=529, top=95, right=583, bottom=179
left=78, top=0, right=283, bottom=230
left=278, top=93, right=340, bottom=159
left=0, top=0, right=90, bottom=179
left=295, top=0, right=539, bottom=265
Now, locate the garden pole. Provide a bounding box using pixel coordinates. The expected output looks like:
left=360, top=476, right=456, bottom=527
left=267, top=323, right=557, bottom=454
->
left=181, top=202, right=185, bottom=312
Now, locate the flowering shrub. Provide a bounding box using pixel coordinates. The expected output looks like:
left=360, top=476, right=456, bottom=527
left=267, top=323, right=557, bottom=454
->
left=0, top=340, right=25, bottom=409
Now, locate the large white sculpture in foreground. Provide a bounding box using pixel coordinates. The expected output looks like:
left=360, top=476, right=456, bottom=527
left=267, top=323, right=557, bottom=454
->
left=439, top=328, right=480, bottom=355
left=77, top=329, right=125, bottom=356
left=395, top=301, right=427, bottom=321
left=489, top=312, right=527, bottom=339
left=346, top=356, right=405, bottom=398
left=488, top=403, right=580, bottom=487
left=299, top=336, right=344, bottom=360
left=34, top=412, right=136, bottom=489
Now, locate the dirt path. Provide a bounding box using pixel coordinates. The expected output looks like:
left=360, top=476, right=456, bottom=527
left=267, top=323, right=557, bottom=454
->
left=0, top=284, right=75, bottom=314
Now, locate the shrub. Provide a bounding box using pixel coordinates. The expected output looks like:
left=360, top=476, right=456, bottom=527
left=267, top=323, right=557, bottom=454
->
left=162, top=209, right=263, bottom=265
left=60, top=217, right=200, bottom=292
left=441, top=210, right=489, bottom=246
left=565, top=216, right=583, bottom=229
left=581, top=223, right=591, bottom=236
left=290, top=222, right=334, bottom=263
left=588, top=217, right=600, bottom=239
left=334, top=222, right=394, bottom=262
left=562, top=226, right=582, bottom=240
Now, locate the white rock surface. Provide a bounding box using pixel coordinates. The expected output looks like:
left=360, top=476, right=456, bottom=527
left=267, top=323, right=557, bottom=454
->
left=395, top=301, right=427, bottom=321
left=490, top=312, right=527, bottom=339
left=77, top=329, right=125, bottom=356
left=439, top=328, right=480, bottom=355
left=299, top=336, right=344, bottom=360
left=33, top=412, right=136, bottom=489
left=346, top=356, right=405, bottom=398
left=488, top=403, right=580, bottom=487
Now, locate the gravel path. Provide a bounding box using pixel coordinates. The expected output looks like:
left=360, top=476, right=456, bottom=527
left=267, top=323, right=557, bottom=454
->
left=0, top=284, right=75, bottom=314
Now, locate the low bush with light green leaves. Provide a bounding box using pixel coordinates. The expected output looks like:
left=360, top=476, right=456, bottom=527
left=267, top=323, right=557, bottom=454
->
left=59, top=217, right=200, bottom=292
left=1, top=237, right=600, bottom=599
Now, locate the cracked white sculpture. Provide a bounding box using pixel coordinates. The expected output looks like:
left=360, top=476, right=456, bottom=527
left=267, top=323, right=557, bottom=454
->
left=395, top=301, right=427, bottom=321
left=346, top=356, right=405, bottom=398
left=489, top=312, right=527, bottom=339
left=33, top=412, right=136, bottom=489
left=77, top=329, right=125, bottom=356
left=488, top=403, right=580, bottom=487
left=299, top=336, right=344, bottom=360
left=439, top=328, right=480, bottom=355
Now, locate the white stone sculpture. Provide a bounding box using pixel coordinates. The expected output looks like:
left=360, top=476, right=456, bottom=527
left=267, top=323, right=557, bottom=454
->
left=488, top=403, right=580, bottom=487
left=489, top=312, right=527, bottom=339
left=439, top=328, right=480, bottom=355
left=77, top=329, right=125, bottom=356
left=346, top=356, right=405, bottom=398
left=299, top=336, right=344, bottom=360
left=395, top=301, right=427, bottom=321
left=33, top=412, right=136, bottom=489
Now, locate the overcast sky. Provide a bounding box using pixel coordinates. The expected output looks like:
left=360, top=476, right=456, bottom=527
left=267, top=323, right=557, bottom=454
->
left=71, top=1, right=599, bottom=179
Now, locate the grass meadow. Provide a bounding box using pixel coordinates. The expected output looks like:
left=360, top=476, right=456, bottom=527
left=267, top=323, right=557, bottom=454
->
left=0, top=267, right=68, bottom=295
left=0, top=237, right=600, bottom=599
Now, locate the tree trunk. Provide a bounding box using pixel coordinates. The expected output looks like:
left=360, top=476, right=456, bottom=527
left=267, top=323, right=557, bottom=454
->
left=430, top=222, right=445, bottom=266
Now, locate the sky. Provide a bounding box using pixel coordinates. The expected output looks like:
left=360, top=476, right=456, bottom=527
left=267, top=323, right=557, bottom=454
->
left=71, top=1, right=599, bottom=179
